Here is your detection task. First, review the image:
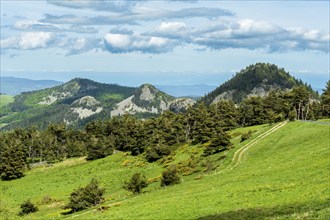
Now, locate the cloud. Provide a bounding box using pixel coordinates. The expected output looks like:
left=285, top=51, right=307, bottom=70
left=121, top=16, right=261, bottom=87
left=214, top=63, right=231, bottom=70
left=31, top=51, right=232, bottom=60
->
left=41, top=7, right=233, bottom=26
left=103, top=32, right=178, bottom=53
left=151, top=19, right=329, bottom=53
left=13, top=20, right=98, bottom=34
left=41, top=14, right=139, bottom=25
left=0, top=32, right=99, bottom=55
left=47, top=0, right=141, bottom=13
left=166, top=7, right=234, bottom=19
left=1, top=32, right=56, bottom=50
left=64, top=37, right=101, bottom=55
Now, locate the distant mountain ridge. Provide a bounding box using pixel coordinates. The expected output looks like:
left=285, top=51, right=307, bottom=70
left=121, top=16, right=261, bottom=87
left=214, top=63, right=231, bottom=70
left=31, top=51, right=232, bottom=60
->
left=0, top=77, right=63, bottom=95
left=0, top=78, right=196, bottom=130
left=200, top=63, right=316, bottom=104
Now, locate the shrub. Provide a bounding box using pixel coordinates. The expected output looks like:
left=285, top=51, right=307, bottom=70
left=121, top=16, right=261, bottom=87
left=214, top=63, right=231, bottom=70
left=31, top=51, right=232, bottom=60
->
left=241, top=130, right=253, bottom=142
left=64, top=178, right=105, bottom=213
left=40, top=195, right=53, bottom=205
left=18, top=199, right=38, bottom=216
left=123, top=172, right=148, bottom=194
left=161, top=166, right=181, bottom=187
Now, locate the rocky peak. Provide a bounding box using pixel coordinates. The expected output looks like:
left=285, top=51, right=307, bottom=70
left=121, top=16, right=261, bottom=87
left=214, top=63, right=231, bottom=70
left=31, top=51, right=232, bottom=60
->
left=139, top=84, right=157, bottom=101
left=71, top=96, right=100, bottom=108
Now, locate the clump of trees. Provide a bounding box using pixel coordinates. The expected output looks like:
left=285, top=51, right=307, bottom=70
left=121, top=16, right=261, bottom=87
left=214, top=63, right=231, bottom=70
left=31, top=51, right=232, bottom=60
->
left=64, top=178, right=105, bottom=213
left=123, top=172, right=148, bottom=194
left=1, top=82, right=329, bottom=181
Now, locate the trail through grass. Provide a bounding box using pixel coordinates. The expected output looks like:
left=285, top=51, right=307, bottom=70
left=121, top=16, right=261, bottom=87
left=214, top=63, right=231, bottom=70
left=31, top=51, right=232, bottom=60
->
left=1, top=121, right=329, bottom=219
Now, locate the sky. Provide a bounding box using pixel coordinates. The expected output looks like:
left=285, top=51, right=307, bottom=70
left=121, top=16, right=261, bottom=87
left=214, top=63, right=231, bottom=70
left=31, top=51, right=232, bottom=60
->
left=0, top=0, right=329, bottom=89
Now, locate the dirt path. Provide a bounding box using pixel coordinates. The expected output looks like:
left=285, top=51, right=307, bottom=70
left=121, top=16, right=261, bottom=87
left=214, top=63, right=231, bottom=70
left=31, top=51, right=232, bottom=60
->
left=214, top=121, right=288, bottom=175
left=63, top=121, right=288, bottom=219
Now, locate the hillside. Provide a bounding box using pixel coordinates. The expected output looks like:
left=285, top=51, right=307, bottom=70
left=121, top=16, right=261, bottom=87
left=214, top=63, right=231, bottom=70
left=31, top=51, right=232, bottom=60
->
left=201, top=63, right=316, bottom=104
left=0, top=77, right=63, bottom=95
left=0, top=79, right=196, bottom=130
left=0, top=78, right=136, bottom=129
left=1, top=121, right=328, bottom=219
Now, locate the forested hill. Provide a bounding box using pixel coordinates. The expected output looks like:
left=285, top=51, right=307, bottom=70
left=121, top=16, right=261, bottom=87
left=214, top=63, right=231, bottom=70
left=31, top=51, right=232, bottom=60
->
left=0, top=78, right=136, bottom=130
left=0, top=78, right=196, bottom=130
left=200, top=63, right=316, bottom=104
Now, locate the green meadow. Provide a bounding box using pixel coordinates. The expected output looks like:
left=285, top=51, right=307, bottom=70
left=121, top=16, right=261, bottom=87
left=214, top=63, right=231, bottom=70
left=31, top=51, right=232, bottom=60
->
left=1, top=121, right=329, bottom=219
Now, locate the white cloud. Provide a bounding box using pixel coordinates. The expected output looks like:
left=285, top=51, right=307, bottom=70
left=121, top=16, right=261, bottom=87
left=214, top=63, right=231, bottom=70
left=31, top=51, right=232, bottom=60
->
left=1, top=32, right=55, bottom=50
left=103, top=32, right=176, bottom=53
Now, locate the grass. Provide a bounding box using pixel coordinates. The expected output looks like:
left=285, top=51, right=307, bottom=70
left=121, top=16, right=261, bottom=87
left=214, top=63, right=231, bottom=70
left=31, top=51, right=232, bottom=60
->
left=0, top=95, right=14, bottom=108
left=1, top=121, right=329, bottom=219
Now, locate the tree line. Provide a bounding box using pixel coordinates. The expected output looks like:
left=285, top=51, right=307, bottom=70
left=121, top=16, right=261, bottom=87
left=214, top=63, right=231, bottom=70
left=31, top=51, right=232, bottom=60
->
left=1, top=82, right=329, bottom=181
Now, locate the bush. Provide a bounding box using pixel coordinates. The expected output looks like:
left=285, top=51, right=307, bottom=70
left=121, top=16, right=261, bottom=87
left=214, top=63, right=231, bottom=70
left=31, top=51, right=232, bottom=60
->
left=19, top=199, right=38, bottom=216
left=123, top=172, right=148, bottom=194
left=288, top=110, right=297, bottom=121
left=241, top=130, right=253, bottom=142
left=161, top=166, right=181, bottom=187
left=64, top=178, right=105, bottom=213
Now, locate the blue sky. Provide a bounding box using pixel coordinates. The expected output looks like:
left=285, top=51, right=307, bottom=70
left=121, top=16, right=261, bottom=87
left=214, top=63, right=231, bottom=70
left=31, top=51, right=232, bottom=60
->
left=1, top=0, right=329, bottom=89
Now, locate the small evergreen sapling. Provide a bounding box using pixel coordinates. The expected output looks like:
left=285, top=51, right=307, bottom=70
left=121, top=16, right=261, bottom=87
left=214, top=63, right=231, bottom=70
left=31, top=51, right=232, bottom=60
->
left=161, top=166, right=181, bottom=187
left=123, top=172, right=148, bottom=194
left=19, top=199, right=38, bottom=216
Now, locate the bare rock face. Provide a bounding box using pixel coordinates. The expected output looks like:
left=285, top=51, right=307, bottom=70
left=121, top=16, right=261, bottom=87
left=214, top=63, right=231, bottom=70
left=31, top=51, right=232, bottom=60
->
left=72, top=96, right=100, bottom=108
left=139, top=85, right=155, bottom=101
left=170, top=98, right=196, bottom=113
left=212, top=90, right=235, bottom=104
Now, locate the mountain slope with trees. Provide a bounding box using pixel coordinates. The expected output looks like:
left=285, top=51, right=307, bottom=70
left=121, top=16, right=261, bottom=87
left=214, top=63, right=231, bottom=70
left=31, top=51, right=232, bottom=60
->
left=0, top=78, right=136, bottom=130
left=200, top=63, right=317, bottom=104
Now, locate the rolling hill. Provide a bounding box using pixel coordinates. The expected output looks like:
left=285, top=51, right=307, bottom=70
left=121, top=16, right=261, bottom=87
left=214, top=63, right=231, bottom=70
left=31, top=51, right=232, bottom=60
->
left=200, top=63, right=316, bottom=104
left=1, top=121, right=328, bottom=219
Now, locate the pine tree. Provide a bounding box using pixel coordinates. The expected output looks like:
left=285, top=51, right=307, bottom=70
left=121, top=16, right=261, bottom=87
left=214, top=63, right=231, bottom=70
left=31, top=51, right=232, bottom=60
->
left=123, top=172, right=148, bottom=194
left=321, top=80, right=330, bottom=117
left=64, top=178, right=105, bottom=213
left=0, top=131, right=28, bottom=180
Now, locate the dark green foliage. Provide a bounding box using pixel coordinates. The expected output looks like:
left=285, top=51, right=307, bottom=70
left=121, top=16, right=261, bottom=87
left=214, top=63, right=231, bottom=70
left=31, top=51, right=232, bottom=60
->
left=18, top=199, right=38, bottom=216
left=123, top=172, right=148, bottom=194
left=0, top=129, right=28, bottom=180
left=321, top=80, right=330, bottom=117
left=64, top=178, right=105, bottom=213
left=145, top=144, right=171, bottom=162
left=288, top=110, right=297, bottom=121
left=203, top=134, right=231, bottom=156
left=241, top=130, right=253, bottom=142
left=86, top=136, right=114, bottom=160
left=161, top=166, right=181, bottom=187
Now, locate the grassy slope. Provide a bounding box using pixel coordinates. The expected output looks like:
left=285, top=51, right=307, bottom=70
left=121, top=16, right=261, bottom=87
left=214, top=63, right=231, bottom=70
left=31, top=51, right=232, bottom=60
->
left=1, top=121, right=329, bottom=219
left=0, top=95, right=14, bottom=108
